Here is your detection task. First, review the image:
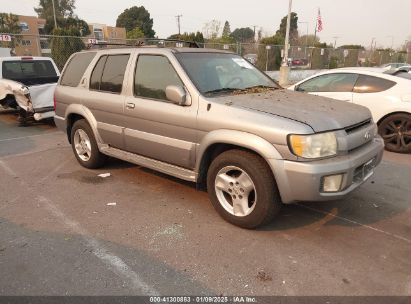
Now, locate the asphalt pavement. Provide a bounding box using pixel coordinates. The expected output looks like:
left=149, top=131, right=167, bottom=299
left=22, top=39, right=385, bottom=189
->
left=0, top=109, right=410, bottom=296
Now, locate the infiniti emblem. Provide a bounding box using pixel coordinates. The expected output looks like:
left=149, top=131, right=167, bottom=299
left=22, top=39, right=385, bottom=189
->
left=364, top=131, right=371, bottom=140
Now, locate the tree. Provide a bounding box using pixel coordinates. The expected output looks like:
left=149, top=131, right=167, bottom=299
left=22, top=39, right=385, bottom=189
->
left=222, top=21, right=231, bottom=39
left=0, top=13, right=22, bottom=50
left=230, top=27, right=255, bottom=43
left=116, top=6, right=155, bottom=38
left=0, top=13, right=21, bottom=34
left=203, top=20, right=221, bottom=40
left=126, top=27, right=145, bottom=39
left=257, top=35, right=284, bottom=71
left=51, top=27, right=84, bottom=70
left=35, top=0, right=75, bottom=19
left=168, top=32, right=204, bottom=43
left=296, top=34, right=319, bottom=47
left=276, top=12, right=298, bottom=44
left=42, top=15, right=89, bottom=35
left=338, top=45, right=365, bottom=50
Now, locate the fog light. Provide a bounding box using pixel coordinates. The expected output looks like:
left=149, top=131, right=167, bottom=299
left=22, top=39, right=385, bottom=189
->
left=322, top=174, right=344, bottom=192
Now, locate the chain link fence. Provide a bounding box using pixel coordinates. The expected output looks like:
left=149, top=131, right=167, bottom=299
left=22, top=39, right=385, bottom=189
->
left=1, top=33, right=410, bottom=72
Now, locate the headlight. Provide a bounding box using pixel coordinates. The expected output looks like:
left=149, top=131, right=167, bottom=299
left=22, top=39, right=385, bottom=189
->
left=288, top=132, right=337, bottom=159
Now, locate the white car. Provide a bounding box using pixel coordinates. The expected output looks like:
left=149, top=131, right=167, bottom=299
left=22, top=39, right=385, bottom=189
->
left=288, top=68, right=411, bottom=153
left=0, top=56, right=60, bottom=125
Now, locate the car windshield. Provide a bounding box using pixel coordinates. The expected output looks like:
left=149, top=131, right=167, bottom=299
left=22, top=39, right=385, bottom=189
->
left=175, top=52, right=280, bottom=95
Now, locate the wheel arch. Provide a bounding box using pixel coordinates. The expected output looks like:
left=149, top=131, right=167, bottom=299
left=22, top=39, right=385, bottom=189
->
left=377, top=111, right=411, bottom=126
left=65, top=104, right=101, bottom=144
left=196, top=130, right=282, bottom=188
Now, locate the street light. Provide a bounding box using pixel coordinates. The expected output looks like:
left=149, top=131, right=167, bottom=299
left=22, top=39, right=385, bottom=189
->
left=279, top=0, right=292, bottom=86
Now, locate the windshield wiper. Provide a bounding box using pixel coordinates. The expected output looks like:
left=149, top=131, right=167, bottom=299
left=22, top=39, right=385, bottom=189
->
left=203, top=88, right=243, bottom=95
left=243, top=85, right=278, bottom=90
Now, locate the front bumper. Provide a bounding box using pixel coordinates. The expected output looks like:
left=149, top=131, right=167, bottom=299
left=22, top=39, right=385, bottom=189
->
left=269, top=137, right=384, bottom=204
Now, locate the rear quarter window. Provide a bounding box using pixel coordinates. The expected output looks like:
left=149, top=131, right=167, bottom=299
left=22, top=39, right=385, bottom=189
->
left=60, top=52, right=96, bottom=87
left=353, top=75, right=396, bottom=93
left=89, top=54, right=130, bottom=94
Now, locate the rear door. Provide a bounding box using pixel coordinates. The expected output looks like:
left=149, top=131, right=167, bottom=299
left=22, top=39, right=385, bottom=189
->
left=82, top=53, right=131, bottom=149
left=352, top=74, right=397, bottom=120
left=296, top=73, right=358, bottom=102
left=123, top=52, right=198, bottom=169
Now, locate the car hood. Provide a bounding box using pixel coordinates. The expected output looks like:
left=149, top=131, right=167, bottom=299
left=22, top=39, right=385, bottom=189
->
left=212, top=89, right=372, bottom=132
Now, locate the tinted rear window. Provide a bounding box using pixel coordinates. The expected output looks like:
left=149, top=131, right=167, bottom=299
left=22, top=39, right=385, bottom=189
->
left=2, top=60, right=58, bottom=85
left=353, top=75, right=396, bottom=93
left=89, top=54, right=130, bottom=93
left=100, top=55, right=129, bottom=93
left=90, top=56, right=107, bottom=91
left=60, top=52, right=96, bottom=87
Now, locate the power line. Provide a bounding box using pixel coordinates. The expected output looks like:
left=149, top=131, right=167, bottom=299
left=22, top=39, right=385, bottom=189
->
left=175, top=14, right=183, bottom=35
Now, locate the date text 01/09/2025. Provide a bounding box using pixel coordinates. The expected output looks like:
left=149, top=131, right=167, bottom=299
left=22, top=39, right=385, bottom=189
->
left=149, top=296, right=257, bottom=303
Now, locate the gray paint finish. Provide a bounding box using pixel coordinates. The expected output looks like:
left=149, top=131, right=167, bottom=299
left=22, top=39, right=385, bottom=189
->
left=54, top=47, right=384, bottom=204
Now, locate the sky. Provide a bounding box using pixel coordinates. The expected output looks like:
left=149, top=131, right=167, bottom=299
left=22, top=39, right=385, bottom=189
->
left=5, top=0, right=411, bottom=48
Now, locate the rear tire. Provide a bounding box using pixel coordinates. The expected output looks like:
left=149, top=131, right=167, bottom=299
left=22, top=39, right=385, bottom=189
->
left=206, top=149, right=282, bottom=229
left=378, top=113, right=411, bottom=153
left=70, top=119, right=107, bottom=169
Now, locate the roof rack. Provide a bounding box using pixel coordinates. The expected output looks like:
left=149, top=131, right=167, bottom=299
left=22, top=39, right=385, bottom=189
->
left=86, top=38, right=200, bottom=49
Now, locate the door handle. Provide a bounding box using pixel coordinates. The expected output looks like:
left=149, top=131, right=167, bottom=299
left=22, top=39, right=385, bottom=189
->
left=126, top=102, right=135, bottom=109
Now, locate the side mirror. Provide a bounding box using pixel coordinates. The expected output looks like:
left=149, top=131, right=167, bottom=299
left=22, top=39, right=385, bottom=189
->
left=166, top=85, right=191, bottom=106
left=295, top=85, right=304, bottom=92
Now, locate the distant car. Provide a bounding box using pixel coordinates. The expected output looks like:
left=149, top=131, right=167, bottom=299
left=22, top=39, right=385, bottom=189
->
left=383, top=66, right=411, bottom=80
left=288, top=69, right=411, bottom=153
left=0, top=56, right=60, bottom=125
left=379, top=63, right=408, bottom=70
left=291, top=58, right=308, bottom=66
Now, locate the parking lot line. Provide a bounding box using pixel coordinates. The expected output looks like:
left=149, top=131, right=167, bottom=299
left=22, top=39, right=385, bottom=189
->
left=37, top=195, right=159, bottom=296
left=0, top=146, right=69, bottom=160
left=0, top=158, right=159, bottom=295
left=0, top=131, right=60, bottom=142
left=297, top=203, right=411, bottom=244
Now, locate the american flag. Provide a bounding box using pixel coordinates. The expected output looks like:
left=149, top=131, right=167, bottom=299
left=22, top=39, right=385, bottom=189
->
left=317, top=9, right=323, bottom=32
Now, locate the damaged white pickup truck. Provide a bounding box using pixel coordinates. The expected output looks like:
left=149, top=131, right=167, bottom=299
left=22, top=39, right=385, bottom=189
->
left=0, top=56, right=60, bottom=125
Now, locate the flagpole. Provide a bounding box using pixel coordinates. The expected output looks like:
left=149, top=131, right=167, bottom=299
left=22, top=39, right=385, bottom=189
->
left=310, top=8, right=320, bottom=68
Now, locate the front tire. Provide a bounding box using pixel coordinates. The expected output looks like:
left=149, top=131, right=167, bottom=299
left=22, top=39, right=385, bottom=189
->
left=70, top=119, right=107, bottom=169
left=206, top=150, right=282, bottom=229
left=378, top=113, right=411, bottom=153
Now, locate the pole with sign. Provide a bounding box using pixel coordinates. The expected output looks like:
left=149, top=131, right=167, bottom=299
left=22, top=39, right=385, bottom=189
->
left=0, top=35, right=12, bottom=42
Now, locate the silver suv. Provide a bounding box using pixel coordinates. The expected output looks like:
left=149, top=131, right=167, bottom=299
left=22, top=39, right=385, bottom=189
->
left=54, top=43, right=384, bottom=228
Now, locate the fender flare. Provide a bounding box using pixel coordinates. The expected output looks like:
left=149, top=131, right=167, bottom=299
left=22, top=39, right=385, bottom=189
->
left=64, top=104, right=103, bottom=144
left=195, top=129, right=283, bottom=173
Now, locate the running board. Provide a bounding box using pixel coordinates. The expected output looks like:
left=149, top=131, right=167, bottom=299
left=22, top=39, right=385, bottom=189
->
left=99, top=145, right=197, bottom=182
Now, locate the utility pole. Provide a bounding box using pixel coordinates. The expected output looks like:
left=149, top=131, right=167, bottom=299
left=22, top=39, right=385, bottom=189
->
left=332, top=36, right=339, bottom=49
left=279, top=0, right=292, bottom=86
left=387, top=35, right=394, bottom=49
left=51, top=0, right=58, bottom=29
left=175, top=15, right=182, bottom=35
left=252, top=25, right=258, bottom=42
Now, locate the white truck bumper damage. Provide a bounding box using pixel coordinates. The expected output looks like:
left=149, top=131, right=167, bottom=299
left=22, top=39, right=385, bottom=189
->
left=0, top=79, right=56, bottom=121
